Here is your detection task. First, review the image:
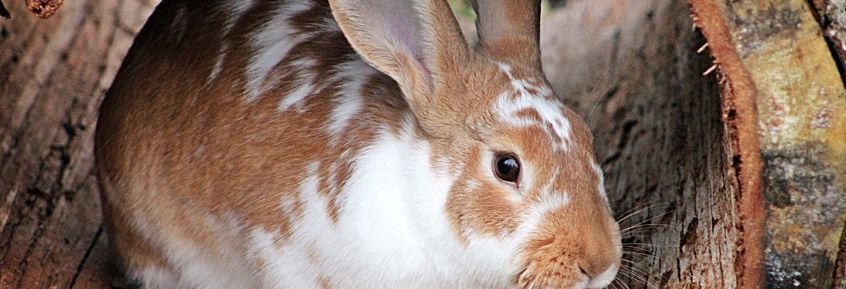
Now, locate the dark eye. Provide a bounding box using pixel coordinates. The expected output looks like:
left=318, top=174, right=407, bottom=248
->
left=494, top=153, right=521, bottom=183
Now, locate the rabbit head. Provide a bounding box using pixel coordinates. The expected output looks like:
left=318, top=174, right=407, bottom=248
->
left=329, top=0, right=622, bottom=288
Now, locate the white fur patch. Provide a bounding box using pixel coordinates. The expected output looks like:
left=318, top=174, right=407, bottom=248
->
left=240, top=119, right=525, bottom=289
left=247, top=227, right=321, bottom=289
left=208, top=0, right=256, bottom=84
left=207, top=43, right=227, bottom=85
left=246, top=1, right=314, bottom=102
left=533, top=193, right=571, bottom=215
left=325, top=59, right=376, bottom=141
left=591, top=162, right=608, bottom=201
left=133, top=266, right=179, bottom=289
left=129, top=213, right=257, bottom=289
left=277, top=58, right=318, bottom=112
left=222, top=0, right=255, bottom=33
left=494, top=63, right=572, bottom=151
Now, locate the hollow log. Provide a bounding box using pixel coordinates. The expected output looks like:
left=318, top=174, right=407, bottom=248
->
left=1, top=0, right=845, bottom=288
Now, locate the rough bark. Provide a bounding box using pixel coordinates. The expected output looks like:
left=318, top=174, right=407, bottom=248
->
left=689, top=0, right=846, bottom=288
left=0, top=0, right=157, bottom=288
left=809, top=3, right=846, bottom=288
left=809, top=0, right=846, bottom=77
left=542, top=0, right=747, bottom=288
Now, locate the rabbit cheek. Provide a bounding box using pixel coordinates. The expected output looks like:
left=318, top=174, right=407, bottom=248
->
left=445, top=159, right=521, bottom=241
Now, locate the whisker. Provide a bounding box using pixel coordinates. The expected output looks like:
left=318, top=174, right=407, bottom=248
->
left=622, top=246, right=654, bottom=254
left=616, top=278, right=632, bottom=289
left=619, top=268, right=650, bottom=288
left=609, top=280, right=620, bottom=289
left=621, top=259, right=653, bottom=281
left=616, top=202, right=672, bottom=224
left=621, top=222, right=670, bottom=233
left=623, top=242, right=678, bottom=248
left=614, top=278, right=632, bottom=289
left=620, top=224, right=670, bottom=237
left=622, top=249, right=654, bottom=257
left=614, top=201, right=656, bottom=221
left=620, top=209, right=674, bottom=229
left=617, top=270, right=648, bottom=287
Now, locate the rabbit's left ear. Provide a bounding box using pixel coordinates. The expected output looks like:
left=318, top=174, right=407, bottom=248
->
left=470, top=0, right=542, bottom=68
left=329, top=0, right=469, bottom=107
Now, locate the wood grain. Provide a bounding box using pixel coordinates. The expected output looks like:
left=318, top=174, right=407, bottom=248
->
left=0, top=1, right=157, bottom=288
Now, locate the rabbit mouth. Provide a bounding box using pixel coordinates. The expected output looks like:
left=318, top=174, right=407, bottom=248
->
left=513, top=264, right=589, bottom=289
left=512, top=237, right=620, bottom=289
left=513, top=261, right=620, bottom=289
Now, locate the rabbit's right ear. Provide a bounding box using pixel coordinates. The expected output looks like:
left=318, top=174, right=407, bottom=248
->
left=470, top=0, right=541, bottom=68
left=329, top=0, right=468, bottom=107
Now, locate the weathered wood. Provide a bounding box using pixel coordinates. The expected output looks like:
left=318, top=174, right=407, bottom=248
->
left=542, top=0, right=746, bottom=288
left=690, top=0, right=846, bottom=288
left=0, top=0, right=157, bottom=288
left=809, top=0, right=846, bottom=75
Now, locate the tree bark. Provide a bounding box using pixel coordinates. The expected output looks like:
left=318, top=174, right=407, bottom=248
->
left=542, top=0, right=749, bottom=287
left=0, top=0, right=157, bottom=288
left=543, top=0, right=845, bottom=288
left=688, top=0, right=846, bottom=288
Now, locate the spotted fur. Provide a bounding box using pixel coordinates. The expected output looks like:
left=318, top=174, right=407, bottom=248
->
left=95, top=0, right=621, bottom=288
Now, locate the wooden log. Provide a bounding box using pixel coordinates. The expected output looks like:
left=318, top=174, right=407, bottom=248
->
left=689, top=0, right=846, bottom=288
left=0, top=1, right=157, bottom=288
left=809, top=0, right=846, bottom=74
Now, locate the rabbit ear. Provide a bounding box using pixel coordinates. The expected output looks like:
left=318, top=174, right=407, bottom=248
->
left=470, top=0, right=541, bottom=68
left=329, top=0, right=468, bottom=105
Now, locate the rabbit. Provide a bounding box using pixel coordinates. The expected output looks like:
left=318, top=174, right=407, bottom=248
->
left=94, top=0, right=622, bottom=288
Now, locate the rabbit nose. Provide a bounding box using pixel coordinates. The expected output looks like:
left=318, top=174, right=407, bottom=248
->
left=578, top=263, right=590, bottom=276
left=578, top=232, right=620, bottom=288
left=579, top=234, right=617, bottom=276
left=578, top=259, right=602, bottom=278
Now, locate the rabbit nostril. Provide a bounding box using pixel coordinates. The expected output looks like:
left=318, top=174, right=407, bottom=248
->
left=579, top=265, right=589, bottom=276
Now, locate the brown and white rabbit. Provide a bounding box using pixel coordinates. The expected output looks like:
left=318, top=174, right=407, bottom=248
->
left=94, top=0, right=622, bottom=288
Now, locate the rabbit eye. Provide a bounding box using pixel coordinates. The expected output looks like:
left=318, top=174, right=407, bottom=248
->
left=494, top=153, right=521, bottom=183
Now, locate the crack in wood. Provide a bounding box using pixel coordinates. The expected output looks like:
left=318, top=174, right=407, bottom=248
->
left=0, top=0, right=10, bottom=18
left=68, top=226, right=103, bottom=289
